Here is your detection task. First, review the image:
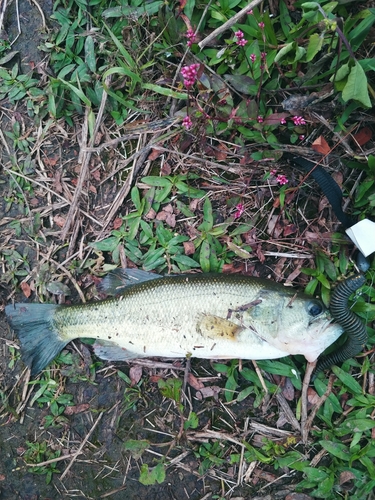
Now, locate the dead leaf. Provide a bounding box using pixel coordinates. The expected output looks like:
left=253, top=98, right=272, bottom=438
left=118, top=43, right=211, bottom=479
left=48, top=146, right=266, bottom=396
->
left=29, top=198, right=39, bottom=207
left=156, top=207, right=176, bottom=227
left=183, top=241, right=195, bottom=255
left=196, top=386, right=221, bottom=400
left=64, top=403, right=90, bottom=415
left=145, top=208, right=157, bottom=219
left=307, top=387, right=320, bottom=405
left=283, top=224, right=297, bottom=236
left=188, top=373, right=205, bottom=390
left=113, top=217, right=123, bottom=230
left=148, top=148, right=162, bottom=161
left=160, top=161, right=171, bottom=176
left=312, top=135, right=330, bottom=155
left=332, top=171, right=343, bottom=187
left=213, top=142, right=229, bottom=161
left=282, top=377, right=295, bottom=401
left=189, top=199, right=199, bottom=212
left=91, top=168, right=101, bottom=181
left=44, top=156, right=58, bottom=167
left=353, top=127, right=372, bottom=147
left=20, top=282, right=31, bottom=298
left=53, top=215, right=66, bottom=228
left=339, top=470, right=356, bottom=485
left=129, top=365, right=143, bottom=386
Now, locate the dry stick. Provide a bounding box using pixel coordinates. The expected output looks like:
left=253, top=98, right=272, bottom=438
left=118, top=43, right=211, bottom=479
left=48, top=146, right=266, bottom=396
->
left=61, top=76, right=110, bottom=241
left=25, top=452, right=84, bottom=468
left=198, top=0, right=263, bottom=50
left=0, top=0, right=8, bottom=33
left=29, top=0, right=46, bottom=29
left=302, top=373, right=335, bottom=444
left=60, top=411, right=104, bottom=480
left=301, top=370, right=335, bottom=444
left=301, top=360, right=316, bottom=444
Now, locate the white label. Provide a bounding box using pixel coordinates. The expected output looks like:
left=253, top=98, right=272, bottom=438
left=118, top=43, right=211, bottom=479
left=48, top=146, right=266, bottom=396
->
left=346, top=219, right=375, bottom=257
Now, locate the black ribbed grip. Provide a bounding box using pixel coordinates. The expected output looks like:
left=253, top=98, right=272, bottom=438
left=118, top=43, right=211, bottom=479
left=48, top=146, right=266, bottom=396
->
left=314, top=274, right=367, bottom=375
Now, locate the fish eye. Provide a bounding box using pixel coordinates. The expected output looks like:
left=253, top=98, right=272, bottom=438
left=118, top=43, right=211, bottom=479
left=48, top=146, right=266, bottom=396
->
left=308, top=301, right=323, bottom=317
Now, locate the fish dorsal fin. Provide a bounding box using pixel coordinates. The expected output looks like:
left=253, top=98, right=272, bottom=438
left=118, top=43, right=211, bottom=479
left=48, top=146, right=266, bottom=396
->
left=197, top=314, right=243, bottom=340
left=98, top=268, right=162, bottom=296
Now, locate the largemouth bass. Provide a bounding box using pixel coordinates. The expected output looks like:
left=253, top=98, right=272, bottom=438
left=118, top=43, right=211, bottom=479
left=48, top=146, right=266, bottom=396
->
left=5, top=270, right=346, bottom=376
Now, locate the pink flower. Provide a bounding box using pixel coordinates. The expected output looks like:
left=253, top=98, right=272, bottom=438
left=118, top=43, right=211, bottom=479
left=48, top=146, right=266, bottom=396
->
left=292, top=116, right=306, bottom=126
left=276, top=174, right=288, bottom=185
left=247, top=9, right=253, bottom=14
left=270, top=169, right=277, bottom=176
left=234, top=30, right=247, bottom=46
left=299, top=135, right=305, bottom=140
left=182, top=115, right=192, bottom=130
left=250, top=53, right=256, bottom=63
left=181, top=63, right=200, bottom=88
left=257, top=115, right=263, bottom=123
left=261, top=52, right=267, bottom=60
left=186, top=29, right=196, bottom=47
left=234, top=203, right=244, bottom=219
left=280, top=118, right=286, bottom=125
left=258, top=22, right=265, bottom=29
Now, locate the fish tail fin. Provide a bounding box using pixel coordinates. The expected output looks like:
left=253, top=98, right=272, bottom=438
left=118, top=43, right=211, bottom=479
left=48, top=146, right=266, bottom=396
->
left=5, top=303, right=68, bottom=376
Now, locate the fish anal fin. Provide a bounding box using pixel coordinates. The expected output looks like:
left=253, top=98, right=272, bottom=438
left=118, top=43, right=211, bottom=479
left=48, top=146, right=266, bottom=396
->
left=93, top=339, right=144, bottom=361
left=197, top=314, right=242, bottom=340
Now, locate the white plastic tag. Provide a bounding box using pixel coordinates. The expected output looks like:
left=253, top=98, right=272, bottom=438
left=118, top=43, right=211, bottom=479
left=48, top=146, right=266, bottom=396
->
left=345, top=219, right=375, bottom=257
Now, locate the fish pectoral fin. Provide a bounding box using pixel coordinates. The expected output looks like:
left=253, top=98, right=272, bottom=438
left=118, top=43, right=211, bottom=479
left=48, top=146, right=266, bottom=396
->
left=93, top=340, right=144, bottom=361
left=197, top=314, right=243, bottom=340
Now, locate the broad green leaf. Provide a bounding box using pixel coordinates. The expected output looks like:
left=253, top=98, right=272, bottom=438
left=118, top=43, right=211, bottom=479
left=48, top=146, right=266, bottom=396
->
left=319, top=440, right=351, bottom=461
left=103, top=2, right=163, bottom=18
left=58, top=78, right=91, bottom=106
left=336, top=419, right=375, bottom=436
left=103, top=22, right=137, bottom=70
left=275, top=42, right=294, bottom=63
left=139, top=463, right=166, bottom=485
left=342, top=61, right=371, bottom=108
left=173, top=254, right=200, bottom=268
left=131, top=186, right=142, bottom=212
left=198, top=197, right=213, bottom=232
left=332, top=366, right=363, bottom=394
left=124, top=439, right=149, bottom=459
left=306, top=33, right=324, bottom=62
left=141, top=176, right=171, bottom=187
left=102, top=66, right=141, bottom=83
left=84, top=35, right=96, bottom=73
left=237, top=385, right=254, bottom=402
left=89, top=236, right=119, bottom=252
left=303, top=466, right=329, bottom=482
left=142, top=83, right=187, bottom=100
left=226, top=241, right=251, bottom=259
left=199, top=239, right=211, bottom=272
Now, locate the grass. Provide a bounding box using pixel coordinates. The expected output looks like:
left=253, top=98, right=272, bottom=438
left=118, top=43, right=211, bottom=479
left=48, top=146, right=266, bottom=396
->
left=0, top=0, right=375, bottom=498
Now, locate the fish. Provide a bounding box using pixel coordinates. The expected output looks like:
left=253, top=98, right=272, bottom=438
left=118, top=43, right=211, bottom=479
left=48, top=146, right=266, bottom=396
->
left=4, top=270, right=348, bottom=376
